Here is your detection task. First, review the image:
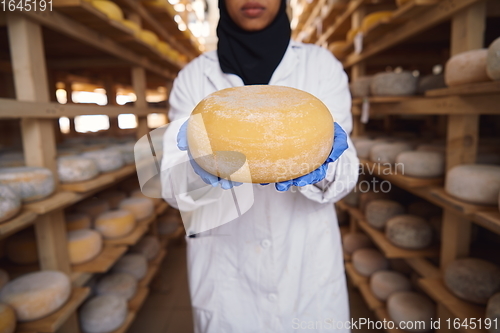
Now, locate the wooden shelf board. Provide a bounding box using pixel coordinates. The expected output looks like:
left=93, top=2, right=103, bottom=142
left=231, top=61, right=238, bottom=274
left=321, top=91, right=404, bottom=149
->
left=168, top=225, right=185, bottom=240
left=128, top=287, right=150, bottom=312
left=345, top=262, right=369, bottom=287
left=110, top=164, right=136, bottom=180
left=24, top=191, right=79, bottom=214
left=60, top=173, right=115, bottom=193
left=70, top=271, right=93, bottom=287
left=139, top=250, right=167, bottom=288
left=429, top=188, right=497, bottom=216
left=72, top=245, right=127, bottom=273
left=374, top=308, right=407, bottom=333
left=0, top=210, right=38, bottom=238
left=358, top=282, right=384, bottom=311
left=352, top=96, right=420, bottom=105
left=317, top=0, right=366, bottom=44
left=404, top=257, right=440, bottom=279
left=16, top=287, right=90, bottom=333
left=150, top=248, right=167, bottom=267
left=110, top=311, right=136, bottom=333
left=155, top=201, right=169, bottom=216
left=473, top=211, right=500, bottom=236
left=425, top=81, right=500, bottom=97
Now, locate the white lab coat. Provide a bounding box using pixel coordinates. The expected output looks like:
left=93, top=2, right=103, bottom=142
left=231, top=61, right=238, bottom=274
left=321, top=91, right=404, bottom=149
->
left=161, top=39, right=359, bottom=333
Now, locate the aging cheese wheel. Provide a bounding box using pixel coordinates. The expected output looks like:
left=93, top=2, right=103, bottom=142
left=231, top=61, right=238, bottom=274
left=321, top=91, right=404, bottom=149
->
left=97, top=190, right=126, bottom=210
left=91, top=0, right=123, bottom=20
left=139, top=29, right=159, bottom=47
left=407, top=201, right=441, bottom=220
left=81, top=150, right=124, bottom=173
left=5, top=229, right=38, bottom=265
left=370, top=143, right=413, bottom=164
left=487, top=293, right=500, bottom=333
left=65, top=213, right=92, bottom=231
left=386, top=215, right=433, bottom=250
left=370, top=72, right=418, bottom=96
left=0, top=270, right=9, bottom=290
left=57, top=157, right=99, bottom=183
left=395, top=151, right=445, bottom=178
left=366, top=200, right=405, bottom=230
left=111, top=254, right=147, bottom=280
left=359, top=191, right=391, bottom=213
left=119, top=197, right=154, bottom=221
left=349, top=76, right=373, bottom=98
left=342, top=233, right=372, bottom=254
left=131, top=236, right=160, bottom=261
left=445, top=164, right=500, bottom=205
left=95, top=273, right=137, bottom=301
left=75, top=199, right=109, bottom=221
left=370, top=270, right=411, bottom=301
left=0, top=185, right=20, bottom=224
left=0, top=271, right=71, bottom=322
left=387, top=292, right=435, bottom=332
left=0, top=167, right=54, bottom=202
left=487, top=37, right=500, bottom=80
left=80, top=295, right=127, bottom=333
left=352, top=248, right=389, bottom=277
left=361, top=11, right=393, bottom=32
left=445, top=49, right=490, bottom=86
left=130, top=189, right=162, bottom=206
left=187, top=86, right=334, bottom=183
left=121, top=19, right=140, bottom=36
left=417, top=74, right=446, bottom=94
left=94, top=210, right=135, bottom=239
left=444, top=258, right=500, bottom=304
left=0, top=303, right=15, bottom=333
left=67, top=230, right=103, bottom=265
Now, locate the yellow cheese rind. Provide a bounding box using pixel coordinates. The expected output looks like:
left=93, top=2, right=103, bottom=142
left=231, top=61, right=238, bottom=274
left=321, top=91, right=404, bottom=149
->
left=119, top=198, right=154, bottom=221
left=94, top=210, right=135, bottom=239
left=0, top=303, right=16, bottom=333
left=91, top=0, right=124, bottom=21
left=361, top=11, right=393, bottom=32
left=139, top=30, right=159, bottom=47
left=121, top=19, right=140, bottom=36
left=67, top=229, right=103, bottom=265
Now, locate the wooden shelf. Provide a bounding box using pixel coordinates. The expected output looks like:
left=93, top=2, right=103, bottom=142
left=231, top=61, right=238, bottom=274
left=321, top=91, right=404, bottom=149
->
left=0, top=210, right=38, bottom=239
left=24, top=191, right=79, bottom=214
left=128, top=288, right=149, bottom=312
left=425, top=81, right=500, bottom=97
left=358, top=282, right=384, bottom=311
left=150, top=248, right=167, bottom=267
left=345, top=262, right=369, bottom=287
left=429, top=188, right=497, bottom=216
left=404, top=257, right=440, bottom=279
left=352, top=96, right=419, bottom=105
left=168, top=225, right=185, bottom=240
left=60, top=164, right=135, bottom=193
left=70, top=272, right=93, bottom=287
left=473, top=211, right=500, bottom=236
left=110, top=312, right=136, bottom=333
left=317, top=0, right=366, bottom=45
left=155, top=201, right=169, bottom=216
left=104, top=214, right=155, bottom=246
left=139, top=249, right=167, bottom=288
left=16, top=287, right=90, bottom=333
left=72, top=245, right=127, bottom=273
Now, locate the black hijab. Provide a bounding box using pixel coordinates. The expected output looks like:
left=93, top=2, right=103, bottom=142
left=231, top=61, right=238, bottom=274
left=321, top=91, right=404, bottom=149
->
left=216, top=0, right=291, bottom=85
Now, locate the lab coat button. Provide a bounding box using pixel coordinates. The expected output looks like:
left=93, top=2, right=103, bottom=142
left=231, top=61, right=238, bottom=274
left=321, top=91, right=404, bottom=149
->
left=268, top=293, right=277, bottom=301
left=261, top=239, right=271, bottom=249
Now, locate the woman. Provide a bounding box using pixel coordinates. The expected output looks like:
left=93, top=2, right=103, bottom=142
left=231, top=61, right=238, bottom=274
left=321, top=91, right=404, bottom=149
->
left=161, top=0, right=359, bottom=331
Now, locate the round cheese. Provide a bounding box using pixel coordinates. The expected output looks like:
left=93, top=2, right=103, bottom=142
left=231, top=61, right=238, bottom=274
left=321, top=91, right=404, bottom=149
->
left=139, top=29, right=159, bottom=47
left=444, top=258, right=500, bottom=304
left=445, top=164, right=500, bottom=205
left=386, top=215, right=433, bottom=250
left=487, top=293, right=500, bottom=333
left=387, top=292, right=435, bottom=332
left=0, top=271, right=71, bottom=322
left=94, top=210, right=135, bottom=239
left=6, top=229, right=38, bottom=265
left=407, top=201, right=441, bottom=220
left=157, top=213, right=181, bottom=235
left=57, top=157, right=99, bottom=183
left=361, top=11, right=393, bottom=32
left=353, top=139, right=382, bottom=159
left=370, top=72, right=418, bottom=96
left=366, top=200, right=405, bottom=229
left=352, top=248, right=389, bottom=277
left=130, top=189, right=162, bottom=206
left=370, top=143, right=413, bottom=164
left=81, top=150, right=124, bottom=173
left=95, top=273, right=137, bottom=301
left=79, top=295, right=127, bottom=333
left=0, top=270, right=9, bottom=290
left=395, top=151, right=445, bottom=178
left=359, top=191, right=391, bottom=213
left=65, top=213, right=92, bottom=231
left=111, top=254, right=147, bottom=280
left=0, top=185, right=20, bottom=224
left=121, top=19, right=140, bottom=36
left=342, top=233, right=372, bottom=254
left=445, top=49, right=490, bottom=86
left=97, top=190, right=126, bottom=210
left=487, top=37, right=500, bottom=80
left=417, top=74, right=446, bottom=94
left=0, top=167, right=54, bottom=203
left=157, top=41, right=172, bottom=56
left=119, top=197, right=154, bottom=221
left=0, top=303, right=15, bottom=333
left=187, top=86, right=334, bottom=183
left=370, top=270, right=411, bottom=301
left=75, top=199, right=109, bottom=221
left=350, top=76, right=373, bottom=98
left=67, top=229, right=103, bottom=265
left=91, top=0, right=123, bottom=21
left=131, top=236, right=160, bottom=261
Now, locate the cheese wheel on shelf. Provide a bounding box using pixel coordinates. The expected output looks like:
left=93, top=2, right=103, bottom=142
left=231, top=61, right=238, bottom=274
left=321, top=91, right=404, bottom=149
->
left=359, top=191, right=392, bottom=213
left=349, top=76, right=373, bottom=98
left=387, top=292, right=435, bottom=332
left=91, top=0, right=124, bottom=21
left=0, top=185, right=20, bottom=224
left=370, top=72, right=418, bottom=96
left=0, top=303, right=15, bottom=333
left=487, top=293, right=500, bottom=333
left=111, top=254, right=147, bottom=280
left=79, top=295, right=127, bottom=333
left=67, top=230, right=103, bottom=265
left=370, top=270, right=411, bottom=301
left=5, top=229, right=38, bottom=265
left=395, top=151, right=445, bottom=178
left=121, top=19, right=140, bottom=36
left=95, top=273, right=137, bottom=300
left=407, top=201, right=441, bottom=220
left=65, top=213, right=92, bottom=231
left=119, top=197, right=154, bottom=221
left=0, top=271, right=71, bottom=322
left=130, top=236, right=160, bottom=261
left=75, top=199, right=110, bottom=221
left=81, top=149, right=124, bottom=173
left=57, top=157, right=99, bottom=183
left=130, top=189, right=162, bottom=206
left=361, top=11, right=393, bottom=32
left=487, top=37, right=500, bottom=80
left=417, top=74, right=446, bottom=94
left=354, top=139, right=389, bottom=159
left=366, top=200, right=405, bottom=230
left=445, top=164, right=500, bottom=205
left=342, top=233, right=372, bottom=254
left=370, top=142, right=413, bottom=164
left=445, top=49, right=490, bottom=86
left=97, top=190, right=126, bottom=210
left=157, top=214, right=181, bottom=235
left=352, top=248, right=388, bottom=277
left=385, top=215, right=433, bottom=250
left=0, top=269, right=9, bottom=290
left=139, top=29, right=160, bottom=47
left=94, top=210, right=135, bottom=239
left=444, top=258, right=500, bottom=304
left=187, top=86, right=334, bottom=183
left=0, top=167, right=54, bottom=202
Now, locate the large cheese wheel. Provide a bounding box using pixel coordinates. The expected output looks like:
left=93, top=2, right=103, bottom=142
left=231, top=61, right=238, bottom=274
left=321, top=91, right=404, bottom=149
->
left=0, top=185, right=20, bottom=224
left=352, top=248, right=388, bottom=277
left=445, top=49, right=490, bottom=86
left=81, top=150, right=124, bottom=173
left=57, top=157, right=99, bottom=183
left=67, top=230, right=103, bottom=265
left=487, top=37, right=500, bottom=80
left=444, top=258, right=500, bottom=304
left=386, top=215, right=433, bottom=250
left=158, top=214, right=181, bottom=235
left=387, top=292, right=435, bottom=332
left=370, top=270, right=411, bottom=301
left=342, top=233, right=372, bottom=254
left=361, top=11, right=393, bottom=32
left=97, top=190, right=126, bottom=210
left=366, top=200, right=405, bottom=229
left=350, top=76, right=373, bottom=98
left=417, top=74, right=446, bottom=94
left=370, top=143, right=413, bottom=164
left=0, top=167, right=54, bottom=202
left=95, top=273, right=137, bottom=300
left=75, top=199, right=109, bottom=221
left=354, top=139, right=386, bottom=159
left=187, top=86, right=334, bottom=183
left=119, top=197, right=154, bottom=221
left=65, top=213, right=92, bottom=231
left=91, top=0, right=123, bottom=21
left=94, top=210, right=135, bottom=239
left=370, top=72, right=418, bottom=96
left=139, top=29, right=159, bottom=47
left=5, top=229, right=38, bottom=265
left=131, top=236, right=160, bottom=261
left=359, top=191, right=391, bottom=213
left=0, top=270, right=9, bottom=290
left=79, top=295, right=127, bottom=333
left=487, top=293, right=500, bottom=333
left=407, top=201, right=441, bottom=220
left=0, top=271, right=71, bottom=321
left=0, top=303, right=15, bottom=333
left=395, top=151, right=445, bottom=178
left=111, top=254, right=147, bottom=280
left=446, top=164, right=500, bottom=205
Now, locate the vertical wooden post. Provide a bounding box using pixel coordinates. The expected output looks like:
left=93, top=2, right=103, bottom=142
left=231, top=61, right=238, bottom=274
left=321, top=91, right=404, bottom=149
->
left=350, top=7, right=366, bottom=138
left=132, top=67, right=149, bottom=139
left=104, top=76, right=120, bottom=136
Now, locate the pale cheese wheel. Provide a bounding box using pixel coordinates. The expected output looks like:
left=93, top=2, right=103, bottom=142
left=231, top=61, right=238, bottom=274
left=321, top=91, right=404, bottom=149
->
left=359, top=191, right=391, bottom=213
left=370, top=142, right=413, bottom=164
left=95, top=273, right=137, bottom=300
left=349, top=76, right=373, bottom=98
left=0, top=271, right=71, bottom=322
left=119, top=197, right=154, bottom=221
left=342, top=233, right=372, bottom=254
left=5, top=229, right=38, bottom=265
left=65, top=213, right=92, bottom=231
left=352, top=248, right=389, bottom=277
left=81, top=150, right=124, bottom=173
left=157, top=214, right=181, bottom=235
left=444, top=258, right=500, bottom=304
left=75, top=199, right=109, bottom=221
left=445, top=49, right=490, bottom=86
left=395, top=151, right=445, bottom=178
left=366, top=200, right=405, bottom=229
left=370, top=270, right=411, bottom=301
left=80, top=295, right=127, bottom=333
left=417, top=74, right=446, bottom=94
left=94, top=210, right=135, bottom=239
left=130, top=236, right=160, bottom=261
left=370, top=72, right=418, bottom=96
left=387, top=291, right=435, bottom=332
left=0, top=270, right=9, bottom=290
left=0, top=167, right=54, bottom=202
left=139, top=29, right=159, bottom=47
left=407, top=201, right=441, bottom=220
left=445, top=164, right=500, bottom=205
left=0, top=185, right=20, bottom=224
left=97, top=190, right=126, bottom=210
left=111, top=254, right=147, bottom=280
left=386, top=215, right=433, bottom=250
left=130, top=189, right=162, bottom=206
left=187, top=86, right=334, bottom=183
left=354, top=139, right=381, bottom=159
left=91, top=0, right=124, bottom=21
left=487, top=37, right=500, bottom=80
left=57, top=157, right=99, bottom=183
left=67, top=229, right=103, bottom=265
left=487, top=293, right=500, bottom=333
left=0, top=303, right=15, bottom=333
